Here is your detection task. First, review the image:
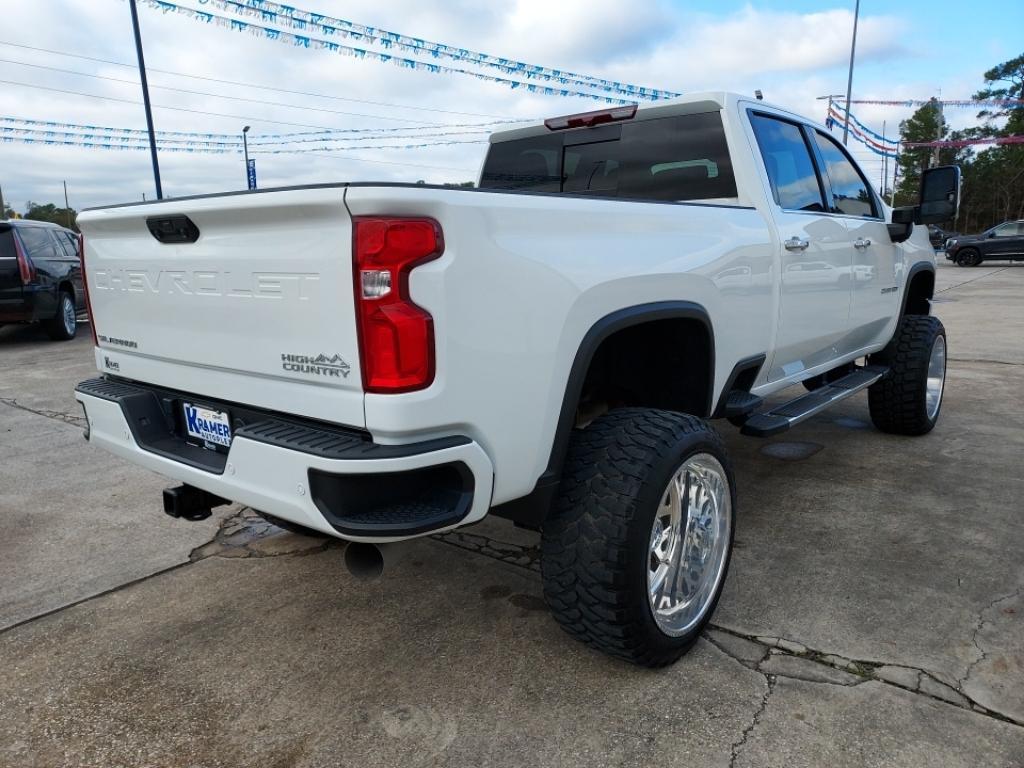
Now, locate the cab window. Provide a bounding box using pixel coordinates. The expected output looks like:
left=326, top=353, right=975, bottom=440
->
left=812, top=131, right=878, bottom=218
left=749, top=113, right=825, bottom=212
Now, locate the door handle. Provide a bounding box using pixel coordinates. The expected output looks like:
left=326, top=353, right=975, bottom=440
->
left=784, top=236, right=809, bottom=251
left=853, top=238, right=872, bottom=249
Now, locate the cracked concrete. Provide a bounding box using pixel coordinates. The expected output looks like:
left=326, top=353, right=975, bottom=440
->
left=729, top=672, right=775, bottom=768
left=0, top=403, right=231, bottom=631
left=961, top=589, right=1024, bottom=721
left=1, top=260, right=1023, bottom=766
left=0, top=395, right=87, bottom=426
left=188, top=507, right=335, bottom=561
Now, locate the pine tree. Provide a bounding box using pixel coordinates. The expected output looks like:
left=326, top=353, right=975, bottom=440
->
left=960, top=53, right=1024, bottom=229
left=893, top=99, right=957, bottom=207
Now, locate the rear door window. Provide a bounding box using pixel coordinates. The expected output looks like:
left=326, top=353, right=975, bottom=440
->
left=480, top=112, right=737, bottom=202
left=749, top=113, right=825, bottom=212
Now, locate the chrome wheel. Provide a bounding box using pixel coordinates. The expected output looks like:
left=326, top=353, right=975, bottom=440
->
left=62, top=295, right=76, bottom=335
left=647, top=453, right=732, bottom=637
left=926, top=334, right=946, bottom=421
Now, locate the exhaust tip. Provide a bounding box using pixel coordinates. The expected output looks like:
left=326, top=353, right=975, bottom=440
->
left=344, top=542, right=385, bottom=580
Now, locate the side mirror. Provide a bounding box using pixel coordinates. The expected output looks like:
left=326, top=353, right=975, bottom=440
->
left=917, top=165, right=961, bottom=225
left=887, top=206, right=914, bottom=243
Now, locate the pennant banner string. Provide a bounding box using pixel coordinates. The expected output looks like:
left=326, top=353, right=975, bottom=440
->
left=0, top=114, right=505, bottom=140
left=189, top=0, right=679, bottom=101
left=140, top=0, right=640, bottom=105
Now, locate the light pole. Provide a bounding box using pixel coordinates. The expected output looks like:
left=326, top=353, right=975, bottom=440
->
left=128, top=0, right=162, bottom=199
left=841, top=0, right=860, bottom=146
left=242, top=125, right=251, bottom=189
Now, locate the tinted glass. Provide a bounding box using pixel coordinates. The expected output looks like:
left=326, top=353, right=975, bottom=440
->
left=616, top=112, right=736, bottom=201
left=749, top=114, right=824, bottom=212
left=480, top=112, right=737, bottom=202
left=992, top=223, right=1023, bottom=237
left=0, top=228, right=16, bottom=260
left=812, top=131, right=877, bottom=218
left=562, top=140, right=619, bottom=194
left=0, top=229, right=19, bottom=287
left=16, top=226, right=58, bottom=259
left=54, top=231, right=78, bottom=258
left=479, top=133, right=563, bottom=192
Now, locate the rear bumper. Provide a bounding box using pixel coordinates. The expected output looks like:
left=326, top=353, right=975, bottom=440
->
left=0, top=288, right=41, bottom=322
left=75, top=377, right=494, bottom=542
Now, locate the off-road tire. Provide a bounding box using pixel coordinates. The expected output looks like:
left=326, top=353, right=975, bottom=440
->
left=45, top=291, right=77, bottom=340
left=956, top=249, right=981, bottom=267
left=541, top=408, right=736, bottom=667
left=868, top=315, right=946, bottom=435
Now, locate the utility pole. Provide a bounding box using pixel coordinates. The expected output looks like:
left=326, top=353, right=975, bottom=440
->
left=128, top=0, right=163, bottom=199
left=932, top=99, right=944, bottom=167
left=881, top=121, right=887, bottom=197
left=891, top=142, right=899, bottom=207
left=242, top=125, right=254, bottom=190
left=0, top=182, right=5, bottom=219
left=63, top=180, right=71, bottom=228
left=842, top=0, right=860, bottom=146
left=817, top=94, right=846, bottom=130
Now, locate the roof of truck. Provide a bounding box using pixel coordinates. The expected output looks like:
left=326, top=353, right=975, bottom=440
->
left=488, top=91, right=793, bottom=144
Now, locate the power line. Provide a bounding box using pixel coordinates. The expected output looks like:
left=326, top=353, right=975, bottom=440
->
left=0, top=78, right=472, bottom=131
left=3, top=125, right=487, bottom=151
left=0, top=39, right=519, bottom=119
left=0, top=56, right=471, bottom=126
left=0, top=133, right=479, bottom=172
left=0, top=113, right=498, bottom=139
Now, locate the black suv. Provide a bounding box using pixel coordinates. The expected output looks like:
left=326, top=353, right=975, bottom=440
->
left=0, top=219, right=85, bottom=340
left=945, top=220, right=1024, bottom=267
left=927, top=224, right=957, bottom=250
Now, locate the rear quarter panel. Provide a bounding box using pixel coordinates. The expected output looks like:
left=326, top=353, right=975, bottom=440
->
left=345, top=185, right=775, bottom=504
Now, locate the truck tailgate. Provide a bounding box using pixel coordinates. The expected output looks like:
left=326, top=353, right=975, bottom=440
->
left=76, top=186, right=365, bottom=428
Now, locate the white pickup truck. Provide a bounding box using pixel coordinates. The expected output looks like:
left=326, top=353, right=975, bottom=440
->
left=75, top=92, right=959, bottom=667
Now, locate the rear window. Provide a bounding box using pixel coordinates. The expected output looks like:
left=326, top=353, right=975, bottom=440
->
left=0, top=228, right=16, bottom=260
left=480, top=112, right=737, bottom=202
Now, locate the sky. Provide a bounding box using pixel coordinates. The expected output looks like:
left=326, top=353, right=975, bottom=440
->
left=0, top=0, right=1020, bottom=213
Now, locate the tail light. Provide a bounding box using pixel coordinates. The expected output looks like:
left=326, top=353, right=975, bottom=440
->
left=352, top=217, right=443, bottom=393
left=78, top=233, right=98, bottom=346
left=12, top=231, right=36, bottom=284
left=544, top=104, right=637, bottom=131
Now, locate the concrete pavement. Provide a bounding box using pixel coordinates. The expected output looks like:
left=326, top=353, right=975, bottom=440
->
left=1, top=260, right=1022, bottom=767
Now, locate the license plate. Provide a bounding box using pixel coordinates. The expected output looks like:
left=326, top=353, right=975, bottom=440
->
left=183, top=402, right=233, bottom=449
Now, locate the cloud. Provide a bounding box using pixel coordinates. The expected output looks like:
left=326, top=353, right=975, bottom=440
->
left=0, top=0, right=963, bottom=212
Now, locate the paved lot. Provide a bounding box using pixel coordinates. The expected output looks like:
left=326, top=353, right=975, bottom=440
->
left=1, top=260, right=1022, bottom=767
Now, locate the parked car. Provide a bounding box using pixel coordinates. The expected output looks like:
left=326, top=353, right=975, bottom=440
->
left=74, top=92, right=957, bottom=667
left=927, top=224, right=957, bottom=250
left=0, top=219, right=84, bottom=339
left=945, top=220, right=1024, bottom=266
